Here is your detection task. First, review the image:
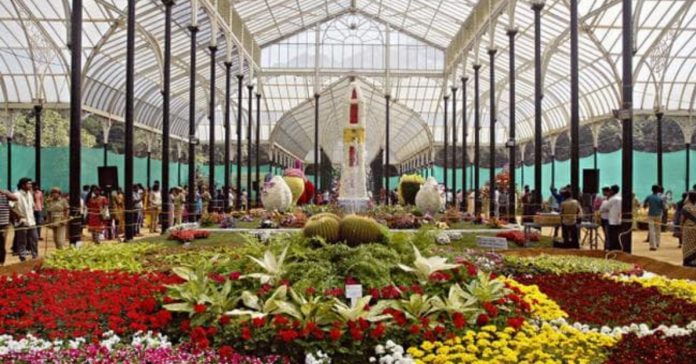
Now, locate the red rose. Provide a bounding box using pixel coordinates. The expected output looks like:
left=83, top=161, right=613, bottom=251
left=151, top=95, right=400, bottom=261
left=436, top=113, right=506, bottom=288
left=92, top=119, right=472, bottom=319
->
left=252, top=317, right=266, bottom=328
left=218, top=345, right=235, bottom=359
left=329, top=328, right=342, bottom=341
left=452, top=312, right=466, bottom=329
left=194, top=304, right=206, bottom=313
left=229, top=272, right=241, bottom=281
left=305, top=287, right=316, bottom=296
left=476, top=313, right=489, bottom=326
left=219, top=315, right=231, bottom=326
left=409, top=324, right=421, bottom=335
left=507, top=317, right=525, bottom=330
left=483, top=302, right=499, bottom=317
left=241, top=326, right=252, bottom=340
left=370, top=323, right=385, bottom=339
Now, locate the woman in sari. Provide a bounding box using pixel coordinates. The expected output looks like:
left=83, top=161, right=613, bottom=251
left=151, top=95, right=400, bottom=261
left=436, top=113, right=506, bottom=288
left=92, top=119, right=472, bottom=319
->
left=680, top=191, right=696, bottom=267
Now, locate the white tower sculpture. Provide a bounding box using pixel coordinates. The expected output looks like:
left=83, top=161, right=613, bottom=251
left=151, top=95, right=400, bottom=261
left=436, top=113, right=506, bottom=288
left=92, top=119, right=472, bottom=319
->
left=338, top=81, right=370, bottom=211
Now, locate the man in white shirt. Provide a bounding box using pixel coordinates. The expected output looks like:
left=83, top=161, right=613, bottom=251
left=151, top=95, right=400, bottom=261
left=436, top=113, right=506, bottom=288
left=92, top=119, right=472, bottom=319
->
left=601, top=185, right=623, bottom=251
left=13, top=178, right=38, bottom=261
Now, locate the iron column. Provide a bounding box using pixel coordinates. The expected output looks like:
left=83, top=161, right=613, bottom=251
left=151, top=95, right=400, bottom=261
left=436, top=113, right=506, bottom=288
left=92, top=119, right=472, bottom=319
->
left=124, top=0, right=136, bottom=240
left=620, top=0, right=634, bottom=253
left=443, top=95, right=449, bottom=203
left=508, top=28, right=518, bottom=221
left=461, top=77, right=468, bottom=212
left=223, top=62, right=232, bottom=211
left=656, top=111, right=664, bottom=186
left=236, top=74, right=243, bottom=210
left=385, top=94, right=391, bottom=204
left=473, top=64, right=481, bottom=217
left=34, top=104, right=42, bottom=186
left=247, top=84, right=253, bottom=209
left=532, top=2, right=543, bottom=208
left=451, top=86, right=457, bottom=206
left=489, top=48, right=497, bottom=216
left=69, top=0, right=82, bottom=245
left=208, top=45, right=217, bottom=196
left=187, top=25, right=198, bottom=222
left=570, top=0, right=580, bottom=198
left=161, top=0, right=173, bottom=231
left=314, top=93, right=320, bottom=201
left=255, top=92, right=261, bottom=207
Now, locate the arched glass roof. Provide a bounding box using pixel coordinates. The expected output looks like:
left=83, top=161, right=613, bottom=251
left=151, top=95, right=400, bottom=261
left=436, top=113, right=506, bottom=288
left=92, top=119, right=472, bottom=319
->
left=0, top=0, right=694, bottom=163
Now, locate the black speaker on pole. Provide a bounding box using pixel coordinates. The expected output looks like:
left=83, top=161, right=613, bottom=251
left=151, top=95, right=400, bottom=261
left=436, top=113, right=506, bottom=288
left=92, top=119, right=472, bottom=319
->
left=582, top=169, right=598, bottom=194
left=98, top=166, right=119, bottom=190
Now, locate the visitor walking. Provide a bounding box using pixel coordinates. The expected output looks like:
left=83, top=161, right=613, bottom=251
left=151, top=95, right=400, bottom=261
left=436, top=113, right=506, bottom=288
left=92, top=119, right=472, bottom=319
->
left=14, top=178, right=38, bottom=261
left=172, top=187, right=185, bottom=225
left=560, top=189, right=582, bottom=249
left=0, top=188, right=17, bottom=266
left=680, top=191, right=696, bottom=267
left=644, top=185, right=665, bottom=251
left=521, top=186, right=534, bottom=223
left=33, top=183, right=44, bottom=241
left=86, top=185, right=108, bottom=244
left=597, top=186, right=611, bottom=241
left=674, top=193, right=687, bottom=249
left=133, top=185, right=143, bottom=236
left=149, top=183, right=162, bottom=233
left=602, top=185, right=622, bottom=251
left=44, top=187, right=69, bottom=250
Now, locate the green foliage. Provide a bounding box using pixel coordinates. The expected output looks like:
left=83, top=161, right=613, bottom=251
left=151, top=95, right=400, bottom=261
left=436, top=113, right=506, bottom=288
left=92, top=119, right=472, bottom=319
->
left=501, top=254, right=634, bottom=276
left=398, top=174, right=425, bottom=205
left=303, top=213, right=341, bottom=242
left=0, top=110, right=96, bottom=147
left=338, top=214, right=388, bottom=247
left=44, top=243, right=159, bottom=272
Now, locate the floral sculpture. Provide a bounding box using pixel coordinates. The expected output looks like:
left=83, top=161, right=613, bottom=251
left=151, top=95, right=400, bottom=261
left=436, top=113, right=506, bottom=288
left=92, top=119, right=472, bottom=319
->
left=283, top=160, right=306, bottom=204
left=261, top=176, right=293, bottom=212
left=415, top=177, right=444, bottom=215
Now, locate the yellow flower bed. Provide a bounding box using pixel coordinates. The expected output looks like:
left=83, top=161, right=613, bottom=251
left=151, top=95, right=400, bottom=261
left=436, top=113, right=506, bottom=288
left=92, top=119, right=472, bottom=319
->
left=408, top=322, right=618, bottom=364
left=502, top=277, right=568, bottom=321
left=612, top=275, right=696, bottom=304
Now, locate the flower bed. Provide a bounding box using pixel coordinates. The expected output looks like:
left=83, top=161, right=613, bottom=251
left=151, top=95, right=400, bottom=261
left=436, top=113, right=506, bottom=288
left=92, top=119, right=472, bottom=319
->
left=2, top=229, right=696, bottom=363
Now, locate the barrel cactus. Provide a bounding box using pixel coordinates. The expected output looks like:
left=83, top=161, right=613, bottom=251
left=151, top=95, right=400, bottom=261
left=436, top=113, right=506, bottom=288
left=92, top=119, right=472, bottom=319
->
left=309, top=212, right=342, bottom=223
left=415, top=177, right=444, bottom=215
left=339, top=215, right=387, bottom=247
left=261, top=176, right=293, bottom=212
left=398, top=174, right=425, bottom=205
left=303, top=213, right=341, bottom=242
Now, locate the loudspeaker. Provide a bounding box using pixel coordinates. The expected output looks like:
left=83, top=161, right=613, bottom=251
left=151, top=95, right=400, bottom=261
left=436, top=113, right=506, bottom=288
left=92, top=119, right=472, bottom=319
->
left=98, top=166, right=119, bottom=190
left=582, top=169, right=599, bottom=194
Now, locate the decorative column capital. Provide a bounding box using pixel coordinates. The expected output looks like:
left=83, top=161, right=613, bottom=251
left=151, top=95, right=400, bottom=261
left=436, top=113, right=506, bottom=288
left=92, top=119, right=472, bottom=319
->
left=451, top=87, right=458, bottom=92
left=531, top=2, right=545, bottom=12
left=473, top=64, right=481, bottom=71
left=237, top=74, right=244, bottom=80
left=224, top=61, right=232, bottom=68
left=384, top=94, right=391, bottom=100
left=460, top=76, right=468, bottom=82
left=488, top=48, right=497, bottom=56
left=209, top=45, right=218, bottom=53
left=506, top=28, right=519, bottom=37
left=188, top=25, right=199, bottom=33
left=162, top=0, right=175, bottom=6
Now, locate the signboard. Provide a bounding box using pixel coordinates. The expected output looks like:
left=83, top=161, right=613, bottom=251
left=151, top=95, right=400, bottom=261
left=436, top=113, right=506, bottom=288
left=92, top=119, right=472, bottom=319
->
left=345, top=284, right=363, bottom=308
left=476, top=236, right=509, bottom=250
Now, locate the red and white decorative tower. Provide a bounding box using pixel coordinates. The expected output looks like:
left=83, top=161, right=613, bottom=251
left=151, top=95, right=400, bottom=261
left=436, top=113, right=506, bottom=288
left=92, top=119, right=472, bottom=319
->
left=338, top=81, right=370, bottom=210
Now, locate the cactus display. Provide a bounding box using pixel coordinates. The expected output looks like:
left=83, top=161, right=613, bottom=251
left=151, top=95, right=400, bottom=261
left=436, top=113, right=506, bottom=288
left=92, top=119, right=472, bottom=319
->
left=339, top=214, right=387, bottom=247
left=415, top=177, right=444, bottom=215
left=260, top=176, right=293, bottom=212
left=397, top=174, right=425, bottom=205
left=303, top=214, right=341, bottom=242
left=308, top=212, right=342, bottom=223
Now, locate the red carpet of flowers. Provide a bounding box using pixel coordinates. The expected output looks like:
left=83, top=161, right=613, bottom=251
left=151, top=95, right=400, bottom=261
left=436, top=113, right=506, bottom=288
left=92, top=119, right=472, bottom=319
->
left=605, top=332, right=696, bottom=364
left=0, top=269, right=181, bottom=340
left=516, top=273, right=696, bottom=327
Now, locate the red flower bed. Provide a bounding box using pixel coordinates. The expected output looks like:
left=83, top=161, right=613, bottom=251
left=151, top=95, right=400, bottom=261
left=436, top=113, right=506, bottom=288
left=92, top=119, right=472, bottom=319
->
left=0, top=269, right=181, bottom=340
left=515, top=273, right=696, bottom=327
left=495, top=230, right=539, bottom=247
left=169, top=229, right=210, bottom=243
left=605, top=332, right=696, bottom=364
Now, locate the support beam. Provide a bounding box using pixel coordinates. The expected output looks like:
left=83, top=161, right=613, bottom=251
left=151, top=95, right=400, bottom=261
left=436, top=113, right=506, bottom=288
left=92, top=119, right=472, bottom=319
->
left=208, top=45, right=217, bottom=196
left=474, top=64, right=481, bottom=217
left=687, top=144, right=691, bottom=192
left=6, top=137, right=12, bottom=191
left=656, top=111, right=664, bottom=186
left=451, top=86, right=458, bottom=207
left=34, top=104, right=42, bottom=186
left=161, top=0, right=173, bottom=232
left=620, top=0, right=634, bottom=253
left=533, top=2, right=543, bottom=210
left=489, top=48, right=497, bottom=217
left=255, top=92, right=261, bottom=207
left=223, top=62, right=232, bottom=211
left=236, top=74, right=243, bottom=210
left=385, top=94, right=391, bottom=205
left=187, top=25, right=198, bottom=222
left=443, top=94, right=449, bottom=203
left=69, top=0, right=82, bottom=245
left=570, top=0, right=580, bottom=198
left=507, top=28, right=517, bottom=222
left=314, top=93, right=320, bottom=201
left=461, top=76, right=468, bottom=212
left=247, top=84, right=253, bottom=210
left=124, top=0, right=136, bottom=241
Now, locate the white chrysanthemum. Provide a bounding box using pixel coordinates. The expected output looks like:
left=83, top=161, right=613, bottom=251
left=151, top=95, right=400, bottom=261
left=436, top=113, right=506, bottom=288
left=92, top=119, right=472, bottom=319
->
left=415, top=177, right=444, bottom=215
left=261, top=176, right=293, bottom=211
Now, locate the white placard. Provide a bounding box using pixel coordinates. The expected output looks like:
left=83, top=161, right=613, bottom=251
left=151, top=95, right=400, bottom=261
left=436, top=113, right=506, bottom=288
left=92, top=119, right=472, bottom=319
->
left=476, top=236, right=509, bottom=250
left=345, top=284, right=363, bottom=307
